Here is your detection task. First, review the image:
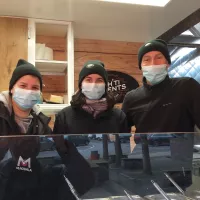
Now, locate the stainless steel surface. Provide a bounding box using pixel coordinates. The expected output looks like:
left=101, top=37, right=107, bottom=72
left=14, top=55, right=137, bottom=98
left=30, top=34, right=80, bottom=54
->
left=151, top=180, right=171, bottom=200
left=111, top=196, right=144, bottom=200
left=186, top=190, right=200, bottom=200
left=144, top=193, right=188, bottom=200
left=164, top=173, right=195, bottom=200
left=64, top=175, right=82, bottom=200
left=124, top=190, right=135, bottom=200
left=164, top=173, right=185, bottom=195
left=85, top=196, right=144, bottom=200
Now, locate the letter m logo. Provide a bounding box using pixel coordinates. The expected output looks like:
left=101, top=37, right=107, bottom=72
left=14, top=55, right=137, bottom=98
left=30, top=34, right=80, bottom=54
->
left=17, top=156, right=31, bottom=168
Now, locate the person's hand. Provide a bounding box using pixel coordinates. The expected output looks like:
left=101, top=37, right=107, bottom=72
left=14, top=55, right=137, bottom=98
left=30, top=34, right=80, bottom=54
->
left=52, top=136, right=78, bottom=160
left=52, top=135, right=68, bottom=153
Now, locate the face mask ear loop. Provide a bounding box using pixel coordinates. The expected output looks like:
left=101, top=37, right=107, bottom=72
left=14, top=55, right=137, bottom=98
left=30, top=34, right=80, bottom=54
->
left=39, top=92, right=43, bottom=103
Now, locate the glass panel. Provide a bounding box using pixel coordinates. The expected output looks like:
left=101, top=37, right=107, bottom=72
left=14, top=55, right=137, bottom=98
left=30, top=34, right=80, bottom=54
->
left=0, top=133, right=199, bottom=199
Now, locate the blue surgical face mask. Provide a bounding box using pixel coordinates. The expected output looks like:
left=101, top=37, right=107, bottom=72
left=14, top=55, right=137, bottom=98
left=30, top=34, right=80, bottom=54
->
left=13, top=88, right=41, bottom=110
left=142, top=64, right=168, bottom=85
left=82, top=83, right=105, bottom=100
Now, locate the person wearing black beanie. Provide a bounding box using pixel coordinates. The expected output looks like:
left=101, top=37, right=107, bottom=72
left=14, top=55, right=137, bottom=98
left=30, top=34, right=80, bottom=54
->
left=122, top=38, right=200, bottom=132
left=138, top=39, right=171, bottom=70
left=0, top=60, right=95, bottom=199
left=0, top=59, right=52, bottom=135
left=9, top=59, right=43, bottom=92
left=136, top=39, right=171, bottom=86
left=53, top=60, right=129, bottom=142
left=78, top=60, right=108, bottom=89
left=121, top=39, right=200, bottom=191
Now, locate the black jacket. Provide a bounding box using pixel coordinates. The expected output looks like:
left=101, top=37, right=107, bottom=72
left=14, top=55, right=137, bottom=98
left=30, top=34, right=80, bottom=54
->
left=0, top=138, right=95, bottom=200
left=53, top=106, right=129, bottom=134
left=122, top=76, right=200, bottom=133
left=0, top=102, right=52, bottom=135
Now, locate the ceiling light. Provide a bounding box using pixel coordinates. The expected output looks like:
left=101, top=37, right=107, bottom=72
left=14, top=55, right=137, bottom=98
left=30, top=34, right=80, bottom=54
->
left=96, top=0, right=171, bottom=7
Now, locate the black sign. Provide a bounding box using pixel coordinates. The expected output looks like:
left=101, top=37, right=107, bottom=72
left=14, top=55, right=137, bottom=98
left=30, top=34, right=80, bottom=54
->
left=107, top=70, right=139, bottom=103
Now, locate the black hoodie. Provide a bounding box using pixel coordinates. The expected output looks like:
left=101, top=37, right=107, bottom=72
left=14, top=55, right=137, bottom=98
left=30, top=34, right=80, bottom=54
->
left=0, top=137, right=95, bottom=200
left=122, top=76, right=200, bottom=133
left=0, top=91, right=52, bottom=135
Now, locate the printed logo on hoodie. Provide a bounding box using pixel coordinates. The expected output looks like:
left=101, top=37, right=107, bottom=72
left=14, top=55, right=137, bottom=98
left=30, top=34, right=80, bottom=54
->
left=16, top=156, right=32, bottom=172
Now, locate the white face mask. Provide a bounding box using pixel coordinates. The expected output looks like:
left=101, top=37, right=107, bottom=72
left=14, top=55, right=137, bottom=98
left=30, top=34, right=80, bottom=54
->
left=82, top=83, right=105, bottom=100
left=12, top=88, right=41, bottom=110
left=142, top=64, right=168, bottom=85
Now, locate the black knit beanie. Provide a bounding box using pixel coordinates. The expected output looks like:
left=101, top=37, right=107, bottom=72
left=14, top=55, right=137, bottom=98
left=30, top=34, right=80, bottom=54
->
left=9, top=59, right=43, bottom=91
left=138, top=39, right=171, bottom=69
left=78, top=60, right=108, bottom=88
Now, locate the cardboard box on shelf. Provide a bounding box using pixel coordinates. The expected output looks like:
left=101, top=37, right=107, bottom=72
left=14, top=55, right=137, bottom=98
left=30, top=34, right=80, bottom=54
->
left=48, top=95, right=64, bottom=104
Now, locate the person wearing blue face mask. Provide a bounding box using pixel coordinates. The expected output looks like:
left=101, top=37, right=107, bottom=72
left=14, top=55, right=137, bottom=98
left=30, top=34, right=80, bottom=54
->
left=122, top=39, right=200, bottom=133
left=0, top=59, right=95, bottom=199
left=53, top=60, right=129, bottom=135
left=0, top=59, right=52, bottom=135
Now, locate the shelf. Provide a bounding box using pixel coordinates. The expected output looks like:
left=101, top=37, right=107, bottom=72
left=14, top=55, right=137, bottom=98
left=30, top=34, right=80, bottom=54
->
left=36, top=23, right=68, bottom=37
left=35, top=60, right=68, bottom=73
left=33, top=104, right=69, bottom=115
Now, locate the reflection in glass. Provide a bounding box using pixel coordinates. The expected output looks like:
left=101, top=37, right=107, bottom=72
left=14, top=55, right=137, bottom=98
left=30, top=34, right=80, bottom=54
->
left=0, top=133, right=200, bottom=199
